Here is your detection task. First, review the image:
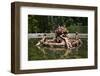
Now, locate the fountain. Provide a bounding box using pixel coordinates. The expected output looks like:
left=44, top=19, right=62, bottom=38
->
left=36, top=26, right=82, bottom=49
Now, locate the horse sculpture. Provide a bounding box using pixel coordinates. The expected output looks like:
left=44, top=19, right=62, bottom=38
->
left=36, top=26, right=82, bottom=49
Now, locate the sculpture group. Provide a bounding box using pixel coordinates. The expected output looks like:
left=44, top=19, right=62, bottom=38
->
left=36, top=26, right=82, bottom=49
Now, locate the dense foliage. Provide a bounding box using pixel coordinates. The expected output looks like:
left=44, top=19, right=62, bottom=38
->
left=28, top=15, right=88, bottom=33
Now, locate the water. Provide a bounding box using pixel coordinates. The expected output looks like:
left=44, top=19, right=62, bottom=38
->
left=28, top=38, right=88, bottom=61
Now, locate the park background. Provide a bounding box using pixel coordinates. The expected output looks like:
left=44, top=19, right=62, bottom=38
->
left=28, top=15, right=88, bottom=33
left=0, top=0, right=100, bottom=76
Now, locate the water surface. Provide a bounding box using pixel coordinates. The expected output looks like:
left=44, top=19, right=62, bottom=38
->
left=28, top=38, right=88, bottom=60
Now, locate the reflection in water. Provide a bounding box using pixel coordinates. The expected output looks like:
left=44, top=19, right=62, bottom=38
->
left=37, top=46, right=72, bottom=59
left=28, top=38, right=88, bottom=60
left=37, top=45, right=81, bottom=59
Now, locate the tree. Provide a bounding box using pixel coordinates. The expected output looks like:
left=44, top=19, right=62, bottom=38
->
left=28, top=15, right=88, bottom=33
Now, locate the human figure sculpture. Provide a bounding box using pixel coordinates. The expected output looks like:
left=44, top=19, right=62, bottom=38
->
left=36, top=26, right=82, bottom=49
